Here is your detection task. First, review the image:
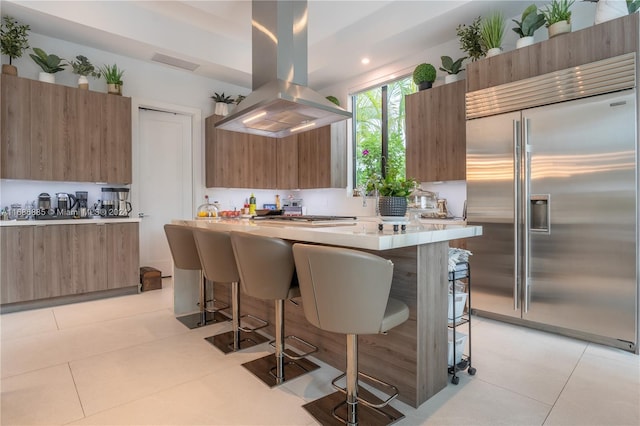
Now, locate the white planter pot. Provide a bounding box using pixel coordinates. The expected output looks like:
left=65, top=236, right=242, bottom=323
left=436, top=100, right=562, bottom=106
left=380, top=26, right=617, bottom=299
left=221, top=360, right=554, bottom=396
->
left=445, top=74, right=461, bottom=84
left=486, top=47, right=503, bottom=58
left=38, top=72, right=55, bottom=83
left=516, top=36, right=535, bottom=49
left=78, top=75, right=89, bottom=90
left=548, top=20, right=571, bottom=38
left=214, top=102, right=230, bottom=116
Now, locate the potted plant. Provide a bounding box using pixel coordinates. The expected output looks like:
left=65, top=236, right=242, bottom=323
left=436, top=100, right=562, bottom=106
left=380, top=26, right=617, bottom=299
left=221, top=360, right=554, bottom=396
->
left=512, top=4, right=546, bottom=48
left=67, top=55, right=100, bottom=89
left=211, top=92, right=234, bottom=116
left=99, top=63, right=124, bottom=95
left=29, top=47, right=66, bottom=83
left=456, top=16, right=485, bottom=62
left=369, top=174, right=417, bottom=217
left=439, top=56, right=466, bottom=84
left=542, top=0, right=575, bottom=38
left=412, top=63, right=436, bottom=91
left=480, top=11, right=505, bottom=57
left=629, top=0, right=640, bottom=14
left=0, top=15, right=30, bottom=76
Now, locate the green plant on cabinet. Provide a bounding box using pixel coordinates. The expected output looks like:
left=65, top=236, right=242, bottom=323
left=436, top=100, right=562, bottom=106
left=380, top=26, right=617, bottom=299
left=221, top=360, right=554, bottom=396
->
left=0, top=15, right=30, bottom=74
left=29, top=47, right=66, bottom=73
left=542, top=0, right=574, bottom=26
left=480, top=11, right=505, bottom=54
left=68, top=55, right=101, bottom=77
left=456, top=16, right=485, bottom=61
left=440, top=56, right=466, bottom=75
left=412, top=63, right=436, bottom=90
left=512, top=4, right=545, bottom=38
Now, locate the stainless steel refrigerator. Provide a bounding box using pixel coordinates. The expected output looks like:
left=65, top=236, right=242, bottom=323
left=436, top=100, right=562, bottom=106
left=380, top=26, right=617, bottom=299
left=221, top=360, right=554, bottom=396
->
left=465, top=54, right=638, bottom=352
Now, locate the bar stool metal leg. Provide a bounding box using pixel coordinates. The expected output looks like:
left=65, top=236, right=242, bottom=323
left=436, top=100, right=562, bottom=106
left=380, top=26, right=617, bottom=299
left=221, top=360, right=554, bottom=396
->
left=346, top=334, right=358, bottom=426
left=205, top=281, right=269, bottom=354
left=242, top=299, right=320, bottom=387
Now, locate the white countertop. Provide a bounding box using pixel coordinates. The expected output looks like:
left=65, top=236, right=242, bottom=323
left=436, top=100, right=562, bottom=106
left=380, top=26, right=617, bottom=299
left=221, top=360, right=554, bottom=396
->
left=175, top=217, right=482, bottom=251
left=0, top=218, right=141, bottom=226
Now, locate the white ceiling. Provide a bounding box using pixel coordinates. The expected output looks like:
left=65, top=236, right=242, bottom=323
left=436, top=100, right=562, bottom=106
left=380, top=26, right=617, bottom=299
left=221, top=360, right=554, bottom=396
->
left=2, top=0, right=533, bottom=90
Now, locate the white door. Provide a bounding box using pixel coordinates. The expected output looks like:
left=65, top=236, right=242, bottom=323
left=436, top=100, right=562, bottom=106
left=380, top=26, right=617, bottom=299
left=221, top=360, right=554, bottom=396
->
left=138, top=109, right=193, bottom=275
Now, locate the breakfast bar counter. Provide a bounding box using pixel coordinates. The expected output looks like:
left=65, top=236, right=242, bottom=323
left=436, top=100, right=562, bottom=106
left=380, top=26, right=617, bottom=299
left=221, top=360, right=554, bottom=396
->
left=172, top=217, right=482, bottom=407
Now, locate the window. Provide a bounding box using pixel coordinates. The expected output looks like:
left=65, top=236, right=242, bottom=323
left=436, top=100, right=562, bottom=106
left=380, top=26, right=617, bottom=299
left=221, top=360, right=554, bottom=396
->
left=352, top=76, right=416, bottom=189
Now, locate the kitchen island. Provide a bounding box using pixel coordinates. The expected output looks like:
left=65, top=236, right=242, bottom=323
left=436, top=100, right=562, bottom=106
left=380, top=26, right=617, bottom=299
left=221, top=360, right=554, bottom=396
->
left=172, top=217, right=481, bottom=407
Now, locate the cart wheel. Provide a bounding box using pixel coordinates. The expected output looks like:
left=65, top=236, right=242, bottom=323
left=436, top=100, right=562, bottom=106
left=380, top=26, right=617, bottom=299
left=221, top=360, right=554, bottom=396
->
left=401, top=224, right=406, bottom=231
left=378, top=224, right=383, bottom=231
left=468, top=367, right=477, bottom=375
left=451, top=375, right=460, bottom=385
left=393, top=224, right=399, bottom=232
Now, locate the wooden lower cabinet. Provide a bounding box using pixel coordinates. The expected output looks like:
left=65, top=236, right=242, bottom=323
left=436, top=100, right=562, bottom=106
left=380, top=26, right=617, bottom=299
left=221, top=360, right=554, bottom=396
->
left=1, top=222, right=139, bottom=305
left=0, top=226, right=34, bottom=304
left=106, top=222, right=140, bottom=289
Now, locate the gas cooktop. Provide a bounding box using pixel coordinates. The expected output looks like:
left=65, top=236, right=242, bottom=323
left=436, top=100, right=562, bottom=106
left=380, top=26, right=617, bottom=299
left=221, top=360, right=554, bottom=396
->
left=251, top=215, right=358, bottom=226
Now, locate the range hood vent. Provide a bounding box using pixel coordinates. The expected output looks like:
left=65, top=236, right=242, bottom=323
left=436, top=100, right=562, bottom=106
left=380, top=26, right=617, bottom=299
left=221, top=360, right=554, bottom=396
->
left=215, top=0, right=351, bottom=138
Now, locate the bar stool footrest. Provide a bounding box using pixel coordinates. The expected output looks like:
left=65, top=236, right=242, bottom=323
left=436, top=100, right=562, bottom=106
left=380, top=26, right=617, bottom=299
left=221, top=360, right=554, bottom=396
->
left=331, top=372, right=399, bottom=409
left=238, top=314, right=268, bottom=332
left=268, top=335, right=318, bottom=360
left=203, top=298, right=230, bottom=314
left=303, top=390, right=404, bottom=426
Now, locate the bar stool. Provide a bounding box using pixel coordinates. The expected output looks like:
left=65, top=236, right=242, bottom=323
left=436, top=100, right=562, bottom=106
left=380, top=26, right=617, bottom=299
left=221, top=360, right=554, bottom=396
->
left=292, top=243, right=410, bottom=426
left=229, top=231, right=320, bottom=387
left=192, top=228, right=268, bottom=353
left=163, top=224, right=228, bottom=329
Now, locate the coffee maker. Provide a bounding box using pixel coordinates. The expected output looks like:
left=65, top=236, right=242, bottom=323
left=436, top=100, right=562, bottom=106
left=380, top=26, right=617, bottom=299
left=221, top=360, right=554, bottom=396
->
left=100, top=188, right=116, bottom=217
left=114, top=188, right=132, bottom=217
left=75, top=191, right=89, bottom=218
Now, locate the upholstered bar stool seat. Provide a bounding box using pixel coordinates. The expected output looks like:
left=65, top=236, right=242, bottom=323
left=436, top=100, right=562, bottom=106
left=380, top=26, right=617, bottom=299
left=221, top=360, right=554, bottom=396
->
left=192, top=228, right=268, bottom=353
left=293, top=243, right=410, bottom=426
left=230, top=231, right=320, bottom=387
left=163, top=224, right=228, bottom=329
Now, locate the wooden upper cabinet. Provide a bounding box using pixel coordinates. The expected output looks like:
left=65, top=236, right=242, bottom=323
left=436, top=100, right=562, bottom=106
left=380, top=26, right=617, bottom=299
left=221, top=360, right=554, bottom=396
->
left=406, top=80, right=466, bottom=182
left=298, top=125, right=332, bottom=189
left=467, top=13, right=639, bottom=92
left=103, top=94, right=132, bottom=183
left=73, top=89, right=103, bottom=182
left=205, top=114, right=277, bottom=188
left=0, top=75, right=131, bottom=183
left=276, top=134, right=298, bottom=189
left=205, top=116, right=346, bottom=189
left=1, top=75, right=31, bottom=179
left=30, top=80, right=66, bottom=181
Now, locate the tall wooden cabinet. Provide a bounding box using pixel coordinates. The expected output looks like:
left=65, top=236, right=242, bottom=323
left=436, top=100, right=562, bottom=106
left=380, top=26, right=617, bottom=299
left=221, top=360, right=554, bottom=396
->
left=1, top=222, right=139, bottom=305
left=205, top=116, right=347, bottom=189
left=0, top=75, right=132, bottom=183
left=405, top=80, right=466, bottom=182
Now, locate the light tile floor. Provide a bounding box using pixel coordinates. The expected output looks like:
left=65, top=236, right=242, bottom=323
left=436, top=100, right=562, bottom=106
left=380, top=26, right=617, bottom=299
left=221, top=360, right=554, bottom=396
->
left=1, top=279, right=638, bottom=426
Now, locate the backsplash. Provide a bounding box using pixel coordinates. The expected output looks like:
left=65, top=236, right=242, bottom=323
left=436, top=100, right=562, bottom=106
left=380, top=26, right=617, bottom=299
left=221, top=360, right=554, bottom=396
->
left=0, top=180, right=127, bottom=213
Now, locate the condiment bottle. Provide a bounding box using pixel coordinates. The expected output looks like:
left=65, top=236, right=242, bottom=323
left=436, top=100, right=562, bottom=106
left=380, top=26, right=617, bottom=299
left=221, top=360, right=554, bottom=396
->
left=249, top=193, right=256, bottom=215
left=275, top=194, right=281, bottom=210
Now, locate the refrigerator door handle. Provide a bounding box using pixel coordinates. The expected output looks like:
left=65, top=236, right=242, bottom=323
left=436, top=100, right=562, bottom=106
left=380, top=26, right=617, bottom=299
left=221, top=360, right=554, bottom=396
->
left=523, top=118, right=531, bottom=313
left=513, top=119, right=520, bottom=311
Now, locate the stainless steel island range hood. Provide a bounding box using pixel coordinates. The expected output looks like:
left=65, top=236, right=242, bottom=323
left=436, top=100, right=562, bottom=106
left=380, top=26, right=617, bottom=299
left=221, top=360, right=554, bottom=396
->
left=215, top=0, right=352, bottom=138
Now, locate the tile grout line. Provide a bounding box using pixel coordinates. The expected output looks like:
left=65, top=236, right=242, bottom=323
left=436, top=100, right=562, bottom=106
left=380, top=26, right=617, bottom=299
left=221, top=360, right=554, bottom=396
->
left=541, top=343, right=588, bottom=425
left=66, top=361, right=87, bottom=421
left=52, top=308, right=60, bottom=330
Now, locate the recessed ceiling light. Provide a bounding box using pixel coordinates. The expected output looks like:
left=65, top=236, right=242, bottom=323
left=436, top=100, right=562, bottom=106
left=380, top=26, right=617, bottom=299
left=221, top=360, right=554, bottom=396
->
left=361, top=58, right=370, bottom=65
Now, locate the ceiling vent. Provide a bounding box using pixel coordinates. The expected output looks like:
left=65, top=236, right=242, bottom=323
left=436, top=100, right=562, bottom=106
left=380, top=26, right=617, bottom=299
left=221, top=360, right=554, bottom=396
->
left=214, top=0, right=352, bottom=138
left=151, top=53, right=200, bottom=71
